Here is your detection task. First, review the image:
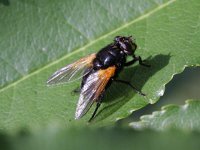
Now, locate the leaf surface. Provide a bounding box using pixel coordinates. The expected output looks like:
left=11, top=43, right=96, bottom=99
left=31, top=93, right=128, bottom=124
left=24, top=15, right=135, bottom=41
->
left=0, top=0, right=200, bottom=131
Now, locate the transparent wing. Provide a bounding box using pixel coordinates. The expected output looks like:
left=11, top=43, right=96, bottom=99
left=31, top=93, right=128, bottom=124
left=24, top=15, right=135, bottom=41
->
left=47, top=53, right=96, bottom=85
left=75, top=66, right=116, bottom=119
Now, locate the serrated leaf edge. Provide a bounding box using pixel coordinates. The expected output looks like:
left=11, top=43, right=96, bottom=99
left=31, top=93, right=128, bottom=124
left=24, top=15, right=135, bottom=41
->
left=129, top=99, right=200, bottom=129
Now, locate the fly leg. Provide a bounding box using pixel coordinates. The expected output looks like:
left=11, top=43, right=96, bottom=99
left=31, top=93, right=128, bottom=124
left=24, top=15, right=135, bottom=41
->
left=73, top=68, right=91, bottom=95
left=71, top=87, right=81, bottom=96
left=125, top=55, right=150, bottom=67
left=112, top=79, right=146, bottom=96
left=88, top=92, right=104, bottom=122
left=88, top=102, right=101, bottom=122
left=72, top=87, right=81, bottom=94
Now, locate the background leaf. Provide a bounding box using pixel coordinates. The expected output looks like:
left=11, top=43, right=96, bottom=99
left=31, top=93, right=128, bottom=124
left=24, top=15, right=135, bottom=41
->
left=130, top=100, right=200, bottom=131
left=0, top=0, right=200, bottom=131
left=1, top=127, right=200, bottom=150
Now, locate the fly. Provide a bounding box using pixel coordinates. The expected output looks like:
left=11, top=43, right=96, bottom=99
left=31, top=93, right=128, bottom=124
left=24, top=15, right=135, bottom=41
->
left=47, top=36, right=150, bottom=122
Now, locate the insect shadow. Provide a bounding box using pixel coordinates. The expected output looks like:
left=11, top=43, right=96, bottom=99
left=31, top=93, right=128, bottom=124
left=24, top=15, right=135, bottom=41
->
left=93, top=54, right=171, bottom=122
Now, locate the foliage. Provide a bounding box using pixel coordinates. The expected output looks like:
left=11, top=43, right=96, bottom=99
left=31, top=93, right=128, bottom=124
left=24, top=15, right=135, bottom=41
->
left=0, top=0, right=200, bottom=148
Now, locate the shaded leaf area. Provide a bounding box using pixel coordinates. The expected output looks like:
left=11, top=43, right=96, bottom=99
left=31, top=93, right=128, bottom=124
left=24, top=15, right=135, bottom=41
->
left=1, top=127, right=200, bottom=150
left=0, top=0, right=10, bottom=6
left=130, top=100, right=200, bottom=131
left=0, top=0, right=200, bottom=131
left=0, top=0, right=166, bottom=88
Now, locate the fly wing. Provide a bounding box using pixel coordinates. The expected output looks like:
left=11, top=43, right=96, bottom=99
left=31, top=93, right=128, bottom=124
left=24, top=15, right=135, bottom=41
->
left=47, top=53, right=96, bottom=85
left=75, top=66, right=116, bottom=119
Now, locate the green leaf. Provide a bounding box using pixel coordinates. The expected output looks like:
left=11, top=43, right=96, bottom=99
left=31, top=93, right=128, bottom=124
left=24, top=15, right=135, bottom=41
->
left=1, top=127, right=200, bottom=150
left=130, top=100, right=200, bottom=131
left=0, top=0, right=200, bottom=131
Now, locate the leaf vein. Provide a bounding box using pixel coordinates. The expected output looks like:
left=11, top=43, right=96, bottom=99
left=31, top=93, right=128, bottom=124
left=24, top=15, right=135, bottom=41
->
left=0, top=0, right=176, bottom=93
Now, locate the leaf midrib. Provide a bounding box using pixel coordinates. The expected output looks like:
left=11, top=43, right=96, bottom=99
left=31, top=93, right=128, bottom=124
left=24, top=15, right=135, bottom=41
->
left=0, top=0, right=176, bottom=93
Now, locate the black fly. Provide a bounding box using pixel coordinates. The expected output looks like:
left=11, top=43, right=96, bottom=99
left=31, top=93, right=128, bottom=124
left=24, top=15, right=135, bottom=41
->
left=47, top=36, right=150, bottom=122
